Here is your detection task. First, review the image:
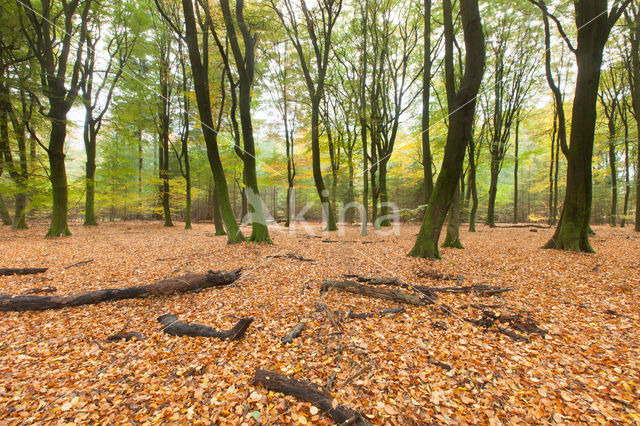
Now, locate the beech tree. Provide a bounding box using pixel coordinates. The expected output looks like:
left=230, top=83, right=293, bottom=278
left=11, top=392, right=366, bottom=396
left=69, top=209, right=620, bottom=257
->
left=166, top=0, right=244, bottom=242
left=531, top=0, right=631, bottom=251
left=408, top=0, right=485, bottom=259
left=219, top=0, right=271, bottom=243
left=16, top=0, right=94, bottom=236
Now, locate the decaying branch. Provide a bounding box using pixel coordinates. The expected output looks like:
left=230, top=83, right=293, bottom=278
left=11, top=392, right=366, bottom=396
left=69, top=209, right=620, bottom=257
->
left=158, top=314, right=253, bottom=340
left=0, top=268, right=47, bottom=276
left=0, top=269, right=241, bottom=311
left=252, top=369, right=370, bottom=425
left=282, top=321, right=305, bottom=344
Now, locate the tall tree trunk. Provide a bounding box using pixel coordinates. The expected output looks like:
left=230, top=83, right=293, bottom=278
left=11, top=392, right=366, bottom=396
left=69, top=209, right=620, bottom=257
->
left=218, top=0, right=271, bottom=243
left=486, top=158, right=499, bottom=227
left=83, top=118, right=98, bottom=226
left=608, top=129, right=617, bottom=227
left=359, top=0, right=369, bottom=236
left=513, top=118, right=519, bottom=223
left=544, top=2, right=614, bottom=252
left=138, top=127, right=143, bottom=218
left=47, top=118, right=71, bottom=237
left=468, top=134, right=478, bottom=232
left=180, top=0, right=244, bottom=243
left=311, top=98, right=338, bottom=231
left=549, top=106, right=557, bottom=224
left=408, top=0, right=485, bottom=259
left=422, top=0, right=433, bottom=202
left=621, top=119, right=630, bottom=227
left=378, top=159, right=391, bottom=227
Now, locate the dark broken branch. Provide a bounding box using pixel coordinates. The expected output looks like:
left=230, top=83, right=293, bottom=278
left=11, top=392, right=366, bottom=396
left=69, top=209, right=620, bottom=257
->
left=252, top=369, right=370, bottom=425
left=428, top=359, right=452, bottom=371
left=0, top=268, right=47, bottom=276
left=267, top=253, right=314, bottom=262
left=321, top=280, right=428, bottom=306
left=64, top=259, right=94, bottom=269
left=158, top=314, right=253, bottom=340
left=0, top=269, right=241, bottom=312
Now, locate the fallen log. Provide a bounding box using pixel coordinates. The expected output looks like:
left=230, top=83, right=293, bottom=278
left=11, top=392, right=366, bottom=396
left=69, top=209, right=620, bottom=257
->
left=0, top=268, right=47, bottom=276
left=282, top=321, right=305, bottom=344
left=321, top=280, right=428, bottom=306
left=0, top=269, right=241, bottom=312
left=252, top=369, right=370, bottom=425
left=158, top=314, right=253, bottom=340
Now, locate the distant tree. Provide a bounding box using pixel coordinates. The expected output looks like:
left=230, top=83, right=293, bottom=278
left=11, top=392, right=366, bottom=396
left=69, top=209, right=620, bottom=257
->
left=80, top=6, right=136, bottom=226
left=484, top=7, right=537, bottom=227
left=269, top=0, right=342, bottom=232
left=597, top=63, right=625, bottom=226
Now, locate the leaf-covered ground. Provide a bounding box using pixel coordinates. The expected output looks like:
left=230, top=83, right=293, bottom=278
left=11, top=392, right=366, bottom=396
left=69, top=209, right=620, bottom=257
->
left=0, top=222, right=638, bottom=424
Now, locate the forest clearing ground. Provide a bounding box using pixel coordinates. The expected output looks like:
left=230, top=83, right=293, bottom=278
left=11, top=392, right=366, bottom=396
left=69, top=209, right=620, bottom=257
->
left=0, top=221, right=638, bottom=424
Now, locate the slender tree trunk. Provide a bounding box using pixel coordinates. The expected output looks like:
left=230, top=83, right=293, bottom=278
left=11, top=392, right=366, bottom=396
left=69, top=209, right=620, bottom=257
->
left=47, top=118, right=71, bottom=237
left=422, top=0, right=433, bottom=202
left=513, top=118, right=519, bottom=223
left=311, top=97, right=338, bottom=231
left=180, top=0, right=244, bottom=243
left=549, top=107, right=557, bottom=224
left=486, top=158, right=499, bottom=227
left=408, top=0, right=485, bottom=259
left=621, top=121, right=630, bottom=227
left=237, top=83, right=271, bottom=242
left=468, top=135, right=478, bottom=232
left=347, top=154, right=355, bottom=223
left=378, top=159, right=391, bottom=227
left=184, top=141, right=192, bottom=230
left=608, top=131, right=617, bottom=227
left=83, top=121, right=98, bottom=226
left=636, top=131, right=640, bottom=232
left=359, top=0, right=369, bottom=236
left=553, top=127, right=560, bottom=223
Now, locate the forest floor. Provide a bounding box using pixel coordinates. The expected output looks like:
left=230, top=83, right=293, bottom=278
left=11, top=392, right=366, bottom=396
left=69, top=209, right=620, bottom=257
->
left=0, top=221, right=639, bottom=424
